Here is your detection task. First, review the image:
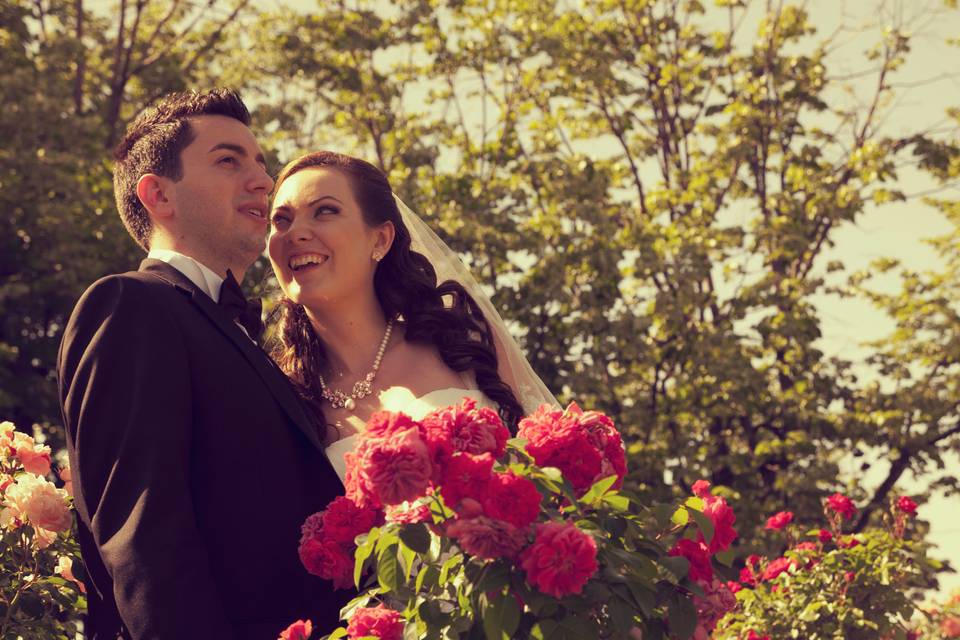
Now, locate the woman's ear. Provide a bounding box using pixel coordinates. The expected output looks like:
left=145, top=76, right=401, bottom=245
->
left=136, top=174, right=175, bottom=221
left=373, top=221, right=395, bottom=258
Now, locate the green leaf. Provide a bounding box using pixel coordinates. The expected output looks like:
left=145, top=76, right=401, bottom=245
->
left=580, top=474, right=617, bottom=506
left=602, top=493, right=631, bottom=512
left=398, top=542, right=417, bottom=583
left=399, top=523, right=431, bottom=554
left=660, top=556, right=689, bottom=581
left=377, top=543, right=400, bottom=592
left=439, top=553, right=462, bottom=586
left=354, top=527, right=380, bottom=588
left=687, top=507, right=714, bottom=546
left=671, top=506, right=690, bottom=527
left=667, top=593, right=698, bottom=640
left=482, top=591, right=521, bottom=640
left=713, top=549, right=735, bottom=567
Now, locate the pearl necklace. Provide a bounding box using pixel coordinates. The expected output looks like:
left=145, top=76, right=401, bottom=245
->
left=318, top=318, right=394, bottom=412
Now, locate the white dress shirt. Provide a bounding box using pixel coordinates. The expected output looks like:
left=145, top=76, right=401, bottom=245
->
left=147, top=248, right=225, bottom=302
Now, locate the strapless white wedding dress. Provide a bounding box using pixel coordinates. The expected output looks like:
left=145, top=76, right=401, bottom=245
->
left=325, top=385, right=496, bottom=483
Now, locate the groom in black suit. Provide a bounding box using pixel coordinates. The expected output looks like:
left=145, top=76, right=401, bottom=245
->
left=58, top=90, right=347, bottom=639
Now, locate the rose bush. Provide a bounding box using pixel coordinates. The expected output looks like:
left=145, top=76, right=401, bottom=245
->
left=287, top=401, right=738, bottom=640
left=713, top=494, right=932, bottom=639
left=0, top=420, right=85, bottom=637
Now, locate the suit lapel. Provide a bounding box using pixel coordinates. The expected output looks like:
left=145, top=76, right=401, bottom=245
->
left=139, top=260, right=326, bottom=454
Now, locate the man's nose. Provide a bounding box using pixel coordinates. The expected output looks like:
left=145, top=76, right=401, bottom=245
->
left=249, top=165, right=274, bottom=193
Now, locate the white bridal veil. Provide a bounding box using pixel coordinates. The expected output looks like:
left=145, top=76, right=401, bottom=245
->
left=394, top=195, right=557, bottom=414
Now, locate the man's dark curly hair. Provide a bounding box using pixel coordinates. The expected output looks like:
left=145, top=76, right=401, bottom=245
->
left=112, top=89, right=251, bottom=250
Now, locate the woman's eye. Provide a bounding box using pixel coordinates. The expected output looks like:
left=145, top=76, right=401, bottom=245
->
left=271, top=214, right=290, bottom=229
left=315, top=205, right=338, bottom=216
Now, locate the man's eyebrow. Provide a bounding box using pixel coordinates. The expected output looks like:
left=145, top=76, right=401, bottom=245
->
left=208, top=142, right=267, bottom=169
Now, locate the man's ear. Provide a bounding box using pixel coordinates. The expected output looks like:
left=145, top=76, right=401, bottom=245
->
left=135, top=174, right=175, bottom=221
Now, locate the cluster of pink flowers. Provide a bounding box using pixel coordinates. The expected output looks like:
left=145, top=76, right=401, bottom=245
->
left=0, top=422, right=75, bottom=550
left=668, top=480, right=739, bottom=637
left=297, top=495, right=382, bottom=589
left=291, top=400, right=626, bottom=637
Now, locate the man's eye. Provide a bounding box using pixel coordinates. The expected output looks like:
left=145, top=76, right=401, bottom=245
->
left=218, top=156, right=239, bottom=166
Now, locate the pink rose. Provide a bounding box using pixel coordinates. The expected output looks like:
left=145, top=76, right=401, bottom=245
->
left=298, top=537, right=353, bottom=589
left=669, top=538, right=713, bottom=582
left=385, top=500, right=433, bottom=525
left=446, top=515, right=527, bottom=560
left=699, top=495, right=737, bottom=553
left=941, top=615, right=960, bottom=638
left=518, top=403, right=625, bottom=496
left=344, top=450, right=381, bottom=510
left=691, top=578, right=738, bottom=634
left=58, top=466, right=74, bottom=498
left=691, top=480, right=711, bottom=498
left=321, top=496, right=381, bottom=546
left=439, top=452, right=493, bottom=507
left=359, top=427, right=433, bottom=506
left=826, top=493, right=856, bottom=520
left=15, top=442, right=51, bottom=476
left=764, top=511, right=793, bottom=531
left=761, top=557, right=796, bottom=581
left=346, top=604, right=404, bottom=640
left=365, top=411, right=420, bottom=439
left=55, top=556, right=86, bottom=593
left=278, top=619, right=312, bottom=640
left=5, top=474, right=72, bottom=532
left=425, top=398, right=509, bottom=458
left=896, top=496, right=918, bottom=516
left=481, top=472, right=542, bottom=529
left=817, top=529, right=833, bottom=543
left=521, top=521, right=598, bottom=598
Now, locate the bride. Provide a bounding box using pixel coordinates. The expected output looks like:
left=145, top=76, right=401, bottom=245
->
left=266, top=151, right=554, bottom=481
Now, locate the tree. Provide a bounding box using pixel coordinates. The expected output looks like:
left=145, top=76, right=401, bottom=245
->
left=234, top=0, right=960, bottom=576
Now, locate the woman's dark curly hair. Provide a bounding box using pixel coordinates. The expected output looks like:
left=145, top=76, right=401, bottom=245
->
left=269, top=151, right=524, bottom=439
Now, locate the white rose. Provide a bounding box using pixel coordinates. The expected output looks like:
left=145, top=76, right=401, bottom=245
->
left=5, top=474, right=72, bottom=532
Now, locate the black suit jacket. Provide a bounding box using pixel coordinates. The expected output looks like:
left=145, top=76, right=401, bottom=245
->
left=58, top=260, right=349, bottom=639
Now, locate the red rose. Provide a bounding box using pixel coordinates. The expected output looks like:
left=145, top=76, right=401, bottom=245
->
left=521, top=521, right=598, bottom=598
left=344, top=451, right=381, bottom=510
left=364, top=411, right=420, bottom=439
left=691, top=480, right=711, bottom=498
left=440, top=452, right=493, bottom=507
left=817, top=529, right=833, bottom=543
left=764, top=511, right=793, bottom=531
left=726, top=580, right=742, bottom=593
left=298, top=538, right=353, bottom=589
left=446, top=398, right=510, bottom=457
left=794, top=542, right=817, bottom=552
left=669, top=538, right=713, bottom=582
left=446, top=515, right=527, bottom=559
left=844, top=570, right=856, bottom=582
left=896, top=496, right=918, bottom=516
left=826, top=493, right=856, bottom=520
left=839, top=536, right=860, bottom=549
left=699, top=495, right=737, bottom=553
left=760, top=557, right=796, bottom=581
left=745, top=632, right=771, bottom=640
left=518, top=403, right=624, bottom=496
left=385, top=501, right=432, bottom=525
left=739, top=566, right=757, bottom=587
left=278, top=619, right=312, bottom=640
left=346, top=604, right=403, bottom=640
left=482, top=472, right=542, bottom=529
left=322, top=496, right=382, bottom=546
left=359, top=427, right=433, bottom=506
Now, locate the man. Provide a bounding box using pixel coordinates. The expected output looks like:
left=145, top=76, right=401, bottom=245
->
left=58, top=90, right=347, bottom=639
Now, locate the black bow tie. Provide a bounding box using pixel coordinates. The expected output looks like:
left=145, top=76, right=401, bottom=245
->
left=218, top=270, right=263, bottom=342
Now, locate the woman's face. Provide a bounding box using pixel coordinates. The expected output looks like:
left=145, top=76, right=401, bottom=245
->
left=268, top=167, right=392, bottom=308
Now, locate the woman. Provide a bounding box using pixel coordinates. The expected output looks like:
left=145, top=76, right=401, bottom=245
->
left=267, top=151, right=554, bottom=481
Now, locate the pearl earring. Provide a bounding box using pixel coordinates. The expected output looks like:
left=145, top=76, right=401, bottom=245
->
left=372, top=252, right=382, bottom=262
